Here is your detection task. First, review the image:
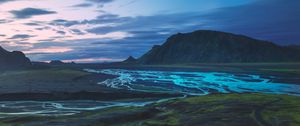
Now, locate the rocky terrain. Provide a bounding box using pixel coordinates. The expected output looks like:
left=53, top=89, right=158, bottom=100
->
left=138, top=30, right=300, bottom=64
left=0, top=46, right=31, bottom=69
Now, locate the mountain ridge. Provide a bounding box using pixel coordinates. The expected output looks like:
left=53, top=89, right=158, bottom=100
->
left=0, top=46, right=31, bottom=69
left=137, top=30, right=300, bottom=64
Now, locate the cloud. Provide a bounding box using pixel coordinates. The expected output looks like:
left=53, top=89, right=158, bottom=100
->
left=23, top=22, right=40, bottom=26
left=87, top=26, right=117, bottom=34
left=86, top=0, right=114, bottom=8
left=38, top=39, right=55, bottom=42
left=45, top=12, right=203, bottom=61
left=0, top=0, right=16, bottom=4
left=0, top=41, right=10, bottom=43
left=202, top=0, right=300, bottom=44
left=23, top=47, right=73, bottom=54
left=25, top=36, right=145, bottom=62
left=70, top=29, right=86, bottom=35
left=71, top=3, right=93, bottom=8
left=9, top=34, right=35, bottom=39
left=84, top=13, right=131, bottom=24
left=35, top=26, right=51, bottom=31
left=56, top=31, right=66, bottom=35
left=10, top=8, right=57, bottom=19
left=48, top=14, right=128, bottom=28
left=118, top=0, right=138, bottom=8
left=0, top=0, right=10, bottom=3
left=86, top=12, right=205, bottom=35
left=86, top=0, right=114, bottom=4
left=0, top=19, right=6, bottom=24
left=0, top=19, right=12, bottom=24
left=0, top=34, right=6, bottom=37
left=50, top=19, right=80, bottom=27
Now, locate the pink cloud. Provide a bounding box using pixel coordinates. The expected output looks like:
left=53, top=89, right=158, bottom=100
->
left=62, top=57, right=124, bottom=63
left=23, top=47, right=73, bottom=54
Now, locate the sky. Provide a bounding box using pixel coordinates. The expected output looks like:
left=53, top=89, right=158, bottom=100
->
left=0, top=0, right=299, bottom=63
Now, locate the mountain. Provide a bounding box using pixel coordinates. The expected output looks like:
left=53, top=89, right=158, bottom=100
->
left=50, top=60, right=65, bottom=65
left=123, top=56, right=137, bottom=64
left=138, top=30, right=300, bottom=64
left=0, top=46, right=31, bottom=69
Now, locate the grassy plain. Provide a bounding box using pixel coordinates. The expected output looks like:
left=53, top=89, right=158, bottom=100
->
left=0, top=94, right=299, bottom=126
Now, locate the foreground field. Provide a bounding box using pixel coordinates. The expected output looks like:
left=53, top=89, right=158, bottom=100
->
left=0, top=93, right=299, bottom=126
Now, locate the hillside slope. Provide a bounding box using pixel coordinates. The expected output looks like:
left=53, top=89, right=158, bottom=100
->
left=138, top=30, right=300, bottom=64
left=0, top=46, right=31, bottom=69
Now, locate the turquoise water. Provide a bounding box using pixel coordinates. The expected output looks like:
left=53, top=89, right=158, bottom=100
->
left=85, top=69, right=300, bottom=96
left=1, top=69, right=299, bottom=117
left=0, top=100, right=159, bottom=117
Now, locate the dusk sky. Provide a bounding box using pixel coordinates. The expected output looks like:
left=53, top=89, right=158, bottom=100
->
left=0, top=0, right=299, bottom=62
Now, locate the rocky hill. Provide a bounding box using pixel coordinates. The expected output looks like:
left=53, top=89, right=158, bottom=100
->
left=138, top=30, right=300, bottom=64
left=0, top=46, right=31, bottom=69
left=123, top=56, right=137, bottom=64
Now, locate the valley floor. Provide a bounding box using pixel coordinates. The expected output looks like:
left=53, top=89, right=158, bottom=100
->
left=0, top=63, right=299, bottom=126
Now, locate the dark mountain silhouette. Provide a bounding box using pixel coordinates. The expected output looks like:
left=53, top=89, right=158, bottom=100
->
left=0, top=46, right=31, bottom=69
left=123, top=56, right=137, bottom=64
left=138, top=30, right=300, bottom=64
left=50, top=60, right=65, bottom=65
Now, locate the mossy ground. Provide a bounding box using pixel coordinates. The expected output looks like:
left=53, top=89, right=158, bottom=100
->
left=1, top=93, right=299, bottom=126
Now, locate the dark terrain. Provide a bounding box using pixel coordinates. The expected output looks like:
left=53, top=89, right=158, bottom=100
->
left=0, top=46, right=31, bottom=70
left=137, top=30, right=300, bottom=64
left=1, top=94, right=299, bottom=126
left=0, top=67, right=180, bottom=101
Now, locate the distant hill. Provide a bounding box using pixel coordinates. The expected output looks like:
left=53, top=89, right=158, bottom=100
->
left=0, top=46, right=31, bottom=69
left=138, top=30, right=300, bottom=64
left=122, top=56, right=137, bottom=64
left=50, top=60, right=65, bottom=65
